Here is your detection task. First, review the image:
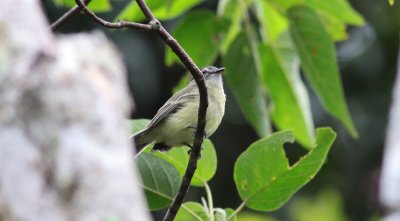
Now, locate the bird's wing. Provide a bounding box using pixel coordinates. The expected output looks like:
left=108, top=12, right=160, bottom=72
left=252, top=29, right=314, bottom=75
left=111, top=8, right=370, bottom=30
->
left=146, top=86, right=198, bottom=130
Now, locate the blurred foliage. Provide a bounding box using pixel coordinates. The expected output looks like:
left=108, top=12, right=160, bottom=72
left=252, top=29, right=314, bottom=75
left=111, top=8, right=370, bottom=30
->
left=289, top=188, right=349, bottom=221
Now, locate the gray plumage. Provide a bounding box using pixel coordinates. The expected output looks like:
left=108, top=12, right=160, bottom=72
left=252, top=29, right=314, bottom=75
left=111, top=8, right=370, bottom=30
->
left=133, top=66, right=226, bottom=152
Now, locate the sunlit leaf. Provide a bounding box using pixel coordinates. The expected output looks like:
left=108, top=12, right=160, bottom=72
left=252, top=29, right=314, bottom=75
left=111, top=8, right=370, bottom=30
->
left=136, top=153, right=181, bottom=210
left=320, top=14, right=349, bottom=41
left=57, top=0, right=111, bottom=12
left=176, top=202, right=208, bottom=221
left=166, top=10, right=228, bottom=67
left=155, top=139, right=217, bottom=187
left=259, top=37, right=314, bottom=148
left=303, top=0, right=364, bottom=26
left=234, top=128, right=336, bottom=211
left=288, top=6, right=358, bottom=137
left=389, top=0, right=395, bottom=6
left=253, top=0, right=288, bottom=43
left=117, top=0, right=203, bottom=22
left=224, top=32, right=271, bottom=137
left=217, top=0, right=243, bottom=53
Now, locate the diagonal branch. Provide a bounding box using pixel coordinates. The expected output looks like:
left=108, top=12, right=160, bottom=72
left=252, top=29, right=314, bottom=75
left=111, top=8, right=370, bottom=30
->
left=74, top=0, right=152, bottom=30
left=134, top=1, right=208, bottom=220
left=54, top=0, right=208, bottom=220
left=50, top=0, right=91, bottom=31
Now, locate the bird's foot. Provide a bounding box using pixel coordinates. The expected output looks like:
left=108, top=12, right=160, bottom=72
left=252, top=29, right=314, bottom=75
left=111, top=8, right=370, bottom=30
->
left=188, top=126, right=207, bottom=139
left=184, top=143, right=203, bottom=159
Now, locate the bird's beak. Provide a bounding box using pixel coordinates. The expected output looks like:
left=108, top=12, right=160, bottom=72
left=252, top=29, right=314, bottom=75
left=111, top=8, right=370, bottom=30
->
left=215, top=67, right=225, bottom=74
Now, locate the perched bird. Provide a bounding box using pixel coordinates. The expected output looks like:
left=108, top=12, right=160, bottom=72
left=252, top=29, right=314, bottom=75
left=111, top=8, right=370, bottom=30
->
left=132, top=66, right=226, bottom=153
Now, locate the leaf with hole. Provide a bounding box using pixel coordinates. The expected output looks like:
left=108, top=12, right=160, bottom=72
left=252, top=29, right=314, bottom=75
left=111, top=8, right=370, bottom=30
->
left=136, top=153, right=181, bottom=210
left=155, top=139, right=217, bottom=187
left=234, top=128, right=336, bottom=211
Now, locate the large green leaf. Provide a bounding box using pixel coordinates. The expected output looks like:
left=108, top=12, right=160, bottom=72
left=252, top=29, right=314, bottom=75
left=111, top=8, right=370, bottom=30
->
left=253, top=0, right=288, bottom=43
left=224, top=32, right=271, bottom=137
left=175, top=202, right=208, bottom=221
left=117, top=0, right=203, bottom=22
left=259, top=40, right=314, bottom=148
left=270, top=0, right=364, bottom=26
left=136, top=153, right=181, bottom=210
left=155, top=139, right=217, bottom=187
left=288, top=6, right=358, bottom=137
left=217, top=0, right=244, bottom=53
left=234, top=128, right=336, bottom=211
left=166, top=10, right=227, bottom=67
left=303, top=0, right=364, bottom=26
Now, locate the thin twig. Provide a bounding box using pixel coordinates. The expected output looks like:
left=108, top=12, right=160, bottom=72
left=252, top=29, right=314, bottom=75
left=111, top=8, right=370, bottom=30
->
left=74, top=0, right=153, bottom=30
left=59, top=0, right=208, bottom=219
left=50, top=0, right=91, bottom=31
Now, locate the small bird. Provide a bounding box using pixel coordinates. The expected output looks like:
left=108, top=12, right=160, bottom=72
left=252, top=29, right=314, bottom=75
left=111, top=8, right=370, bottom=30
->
left=132, top=66, right=226, bottom=153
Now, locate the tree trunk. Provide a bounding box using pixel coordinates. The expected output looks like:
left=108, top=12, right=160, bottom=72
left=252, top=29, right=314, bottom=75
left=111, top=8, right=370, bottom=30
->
left=0, top=0, right=151, bottom=220
left=380, top=48, right=400, bottom=221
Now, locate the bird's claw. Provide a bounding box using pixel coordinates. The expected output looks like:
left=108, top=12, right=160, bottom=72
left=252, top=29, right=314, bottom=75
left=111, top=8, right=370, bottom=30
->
left=189, top=126, right=207, bottom=139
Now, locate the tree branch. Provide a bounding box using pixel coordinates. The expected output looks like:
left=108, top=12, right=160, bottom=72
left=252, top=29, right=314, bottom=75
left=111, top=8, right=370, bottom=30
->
left=134, top=1, right=208, bottom=220
left=74, top=0, right=153, bottom=30
left=63, top=0, right=209, bottom=220
left=50, top=0, right=91, bottom=31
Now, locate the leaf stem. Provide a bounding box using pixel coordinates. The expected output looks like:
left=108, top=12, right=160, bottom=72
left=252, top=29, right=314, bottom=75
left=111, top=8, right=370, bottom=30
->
left=204, top=182, right=214, bottom=221
left=227, top=200, right=247, bottom=221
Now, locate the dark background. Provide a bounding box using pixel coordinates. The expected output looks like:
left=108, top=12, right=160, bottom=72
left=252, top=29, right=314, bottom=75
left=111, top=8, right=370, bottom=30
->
left=44, top=0, right=400, bottom=220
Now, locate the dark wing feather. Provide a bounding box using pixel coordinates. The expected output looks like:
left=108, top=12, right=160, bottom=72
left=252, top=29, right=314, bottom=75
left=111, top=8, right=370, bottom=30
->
left=145, top=86, right=198, bottom=131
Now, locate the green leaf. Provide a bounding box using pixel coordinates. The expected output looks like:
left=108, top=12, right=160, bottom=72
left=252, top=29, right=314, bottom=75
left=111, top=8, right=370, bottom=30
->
left=166, top=10, right=227, bottom=67
left=56, top=0, right=111, bottom=12
left=117, top=0, right=203, bottom=22
left=224, top=32, right=271, bottom=137
left=289, top=188, right=349, bottom=221
left=223, top=208, right=237, bottom=221
left=288, top=6, right=358, bottom=137
left=259, top=39, right=314, bottom=148
left=389, top=0, right=395, bottom=6
left=253, top=0, right=289, bottom=43
left=214, top=208, right=237, bottom=221
left=303, top=0, right=364, bottom=26
left=217, top=0, right=243, bottom=53
left=237, top=212, right=278, bottom=221
left=234, top=128, right=336, bottom=211
left=136, top=153, right=181, bottom=210
left=155, top=139, right=217, bottom=187
left=126, top=119, right=151, bottom=135
left=176, top=202, right=208, bottom=221
left=319, top=14, right=349, bottom=41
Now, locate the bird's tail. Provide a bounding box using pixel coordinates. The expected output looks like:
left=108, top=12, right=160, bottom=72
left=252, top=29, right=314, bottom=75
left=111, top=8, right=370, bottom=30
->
left=131, top=129, right=153, bottom=152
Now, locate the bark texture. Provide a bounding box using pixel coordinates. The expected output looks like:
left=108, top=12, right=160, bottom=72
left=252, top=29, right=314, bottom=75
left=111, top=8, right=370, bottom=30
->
left=0, top=0, right=151, bottom=220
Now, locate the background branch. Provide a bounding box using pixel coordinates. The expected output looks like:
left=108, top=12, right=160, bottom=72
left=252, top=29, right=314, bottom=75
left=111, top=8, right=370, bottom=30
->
left=50, top=0, right=91, bottom=31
